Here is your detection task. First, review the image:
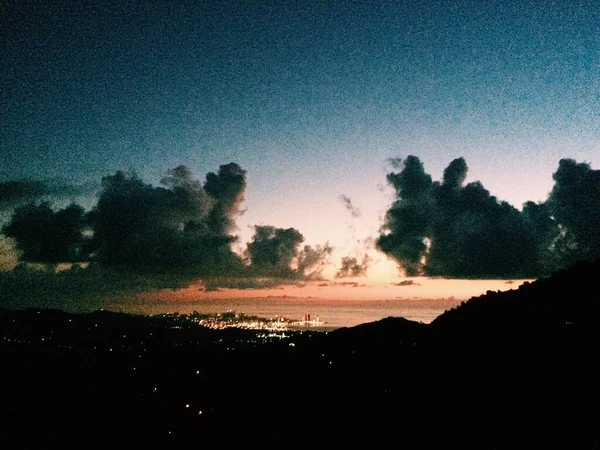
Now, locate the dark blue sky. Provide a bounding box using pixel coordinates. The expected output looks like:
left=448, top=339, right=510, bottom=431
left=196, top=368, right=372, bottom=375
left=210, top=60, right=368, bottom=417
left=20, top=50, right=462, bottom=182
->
left=2, top=0, right=599, bottom=271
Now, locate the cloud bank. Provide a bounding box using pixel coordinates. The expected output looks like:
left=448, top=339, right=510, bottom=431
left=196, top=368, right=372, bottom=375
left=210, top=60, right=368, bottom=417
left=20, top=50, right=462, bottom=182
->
left=377, top=156, right=600, bottom=278
left=0, top=163, right=333, bottom=308
left=3, top=202, right=88, bottom=263
left=2, top=156, right=600, bottom=311
left=86, top=164, right=246, bottom=277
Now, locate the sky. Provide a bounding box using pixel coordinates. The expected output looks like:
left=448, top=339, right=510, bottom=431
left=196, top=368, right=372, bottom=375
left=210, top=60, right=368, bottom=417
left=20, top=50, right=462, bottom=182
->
left=1, top=1, right=599, bottom=310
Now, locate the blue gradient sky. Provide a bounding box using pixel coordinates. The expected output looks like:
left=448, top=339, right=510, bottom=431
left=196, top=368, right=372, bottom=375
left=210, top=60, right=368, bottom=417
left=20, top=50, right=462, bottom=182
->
left=2, top=0, right=599, bottom=278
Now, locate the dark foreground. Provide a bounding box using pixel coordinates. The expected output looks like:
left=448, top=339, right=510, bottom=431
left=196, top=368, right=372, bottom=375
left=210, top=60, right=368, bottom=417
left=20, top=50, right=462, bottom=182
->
left=2, top=261, right=600, bottom=449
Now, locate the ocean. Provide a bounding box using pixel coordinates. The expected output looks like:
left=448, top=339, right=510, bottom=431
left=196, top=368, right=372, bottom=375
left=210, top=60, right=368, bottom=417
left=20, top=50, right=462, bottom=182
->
left=110, top=296, right=464, bottom=329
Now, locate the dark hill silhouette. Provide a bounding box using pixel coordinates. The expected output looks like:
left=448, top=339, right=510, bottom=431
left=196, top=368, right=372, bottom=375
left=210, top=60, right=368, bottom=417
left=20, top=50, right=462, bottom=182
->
left=329, top=316, right=426, bottom=346
left=420, top=260, right=600, bottom=449
left=430, top=259, right=600, bottom=346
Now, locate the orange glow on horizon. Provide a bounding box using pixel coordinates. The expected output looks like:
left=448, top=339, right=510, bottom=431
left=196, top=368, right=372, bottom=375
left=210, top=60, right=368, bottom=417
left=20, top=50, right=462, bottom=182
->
left=136, top=276, right=530, bottom=304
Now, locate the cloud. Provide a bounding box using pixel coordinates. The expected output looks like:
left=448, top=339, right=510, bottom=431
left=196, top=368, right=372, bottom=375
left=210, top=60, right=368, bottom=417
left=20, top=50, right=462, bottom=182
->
left=316, top=281, right=366, bottom=287
left=0, top=263, right=186, bottom=312
left=203, top=163, right=247, bottom=235
left=0, top=180, right=95, bottom=209
left=0, top=181, right=46, bottom=206
left=546, top=158, right=600, bottom=266
left=296, top=243, right=333, bottom=279
left=2, top=202, right=88, bottom=263
left=392, top=280, right=421, bottom=287
left=86, top=164, right=246, bottom=276
left=0, top=163, right=337, bottom=308
left=376, top=156, right=435, bottom=276
left=201, top=278, right=290, bottom=291
left=441, top=157, right=468, bottom=189
left=339, top=194, right=361, bottom=218
left=376, top=156, right=600, bottom=278
left=336, top=194, right=373, bottom=278
left=245, top=225, right=332, bottom=279
left=335, top=254, right=370, bottom=278
left=245, top=226, right=304, bottom=277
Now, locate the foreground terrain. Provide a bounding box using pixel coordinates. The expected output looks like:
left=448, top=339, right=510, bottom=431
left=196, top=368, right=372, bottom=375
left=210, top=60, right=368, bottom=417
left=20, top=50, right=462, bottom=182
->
left=2, top=261, right=599, bottom=448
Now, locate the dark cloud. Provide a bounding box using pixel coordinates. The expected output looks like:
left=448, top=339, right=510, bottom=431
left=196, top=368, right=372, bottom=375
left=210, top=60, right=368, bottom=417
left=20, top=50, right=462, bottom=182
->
left=376, top=156, right=434, bottom=276
left=245, top=225, right=332, bottom=279
left=201, top=278, right=292, bottom=291
left=521, top=200, right=561, bottom=274
left=339, top=195, right=361, bottom=218
left=0, top=181, right=46, bottom=206
left=392, top=280, right=421, bottom=287
left=442, top=157, right=468, bottom=189
left=87, top=164, right=246, bottom=276
left=377, top=156, right=600, bottom=278
left=0, top=180, right=95, bottom=209
left=203, top=163, right=247, bottom=235
left=1, top=163, right=249, bottom=282
left=427, top=179, right=540, bottom=278
left=296, top=243, right=333, bottom=279
left=0, top=263, right=183, bottom=312
left=0, top=163, right=335, bottom=307
left=336, top=254, right=370, bottom=278
left=245, top=226, right=304, bottom=277
left=546, top=159, right=600, bottom=266
left=387, top=157, right=405, bottom=170
left=317, top=281, right=365, bottom=288
left=2, top=202, right=87, bottom=263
